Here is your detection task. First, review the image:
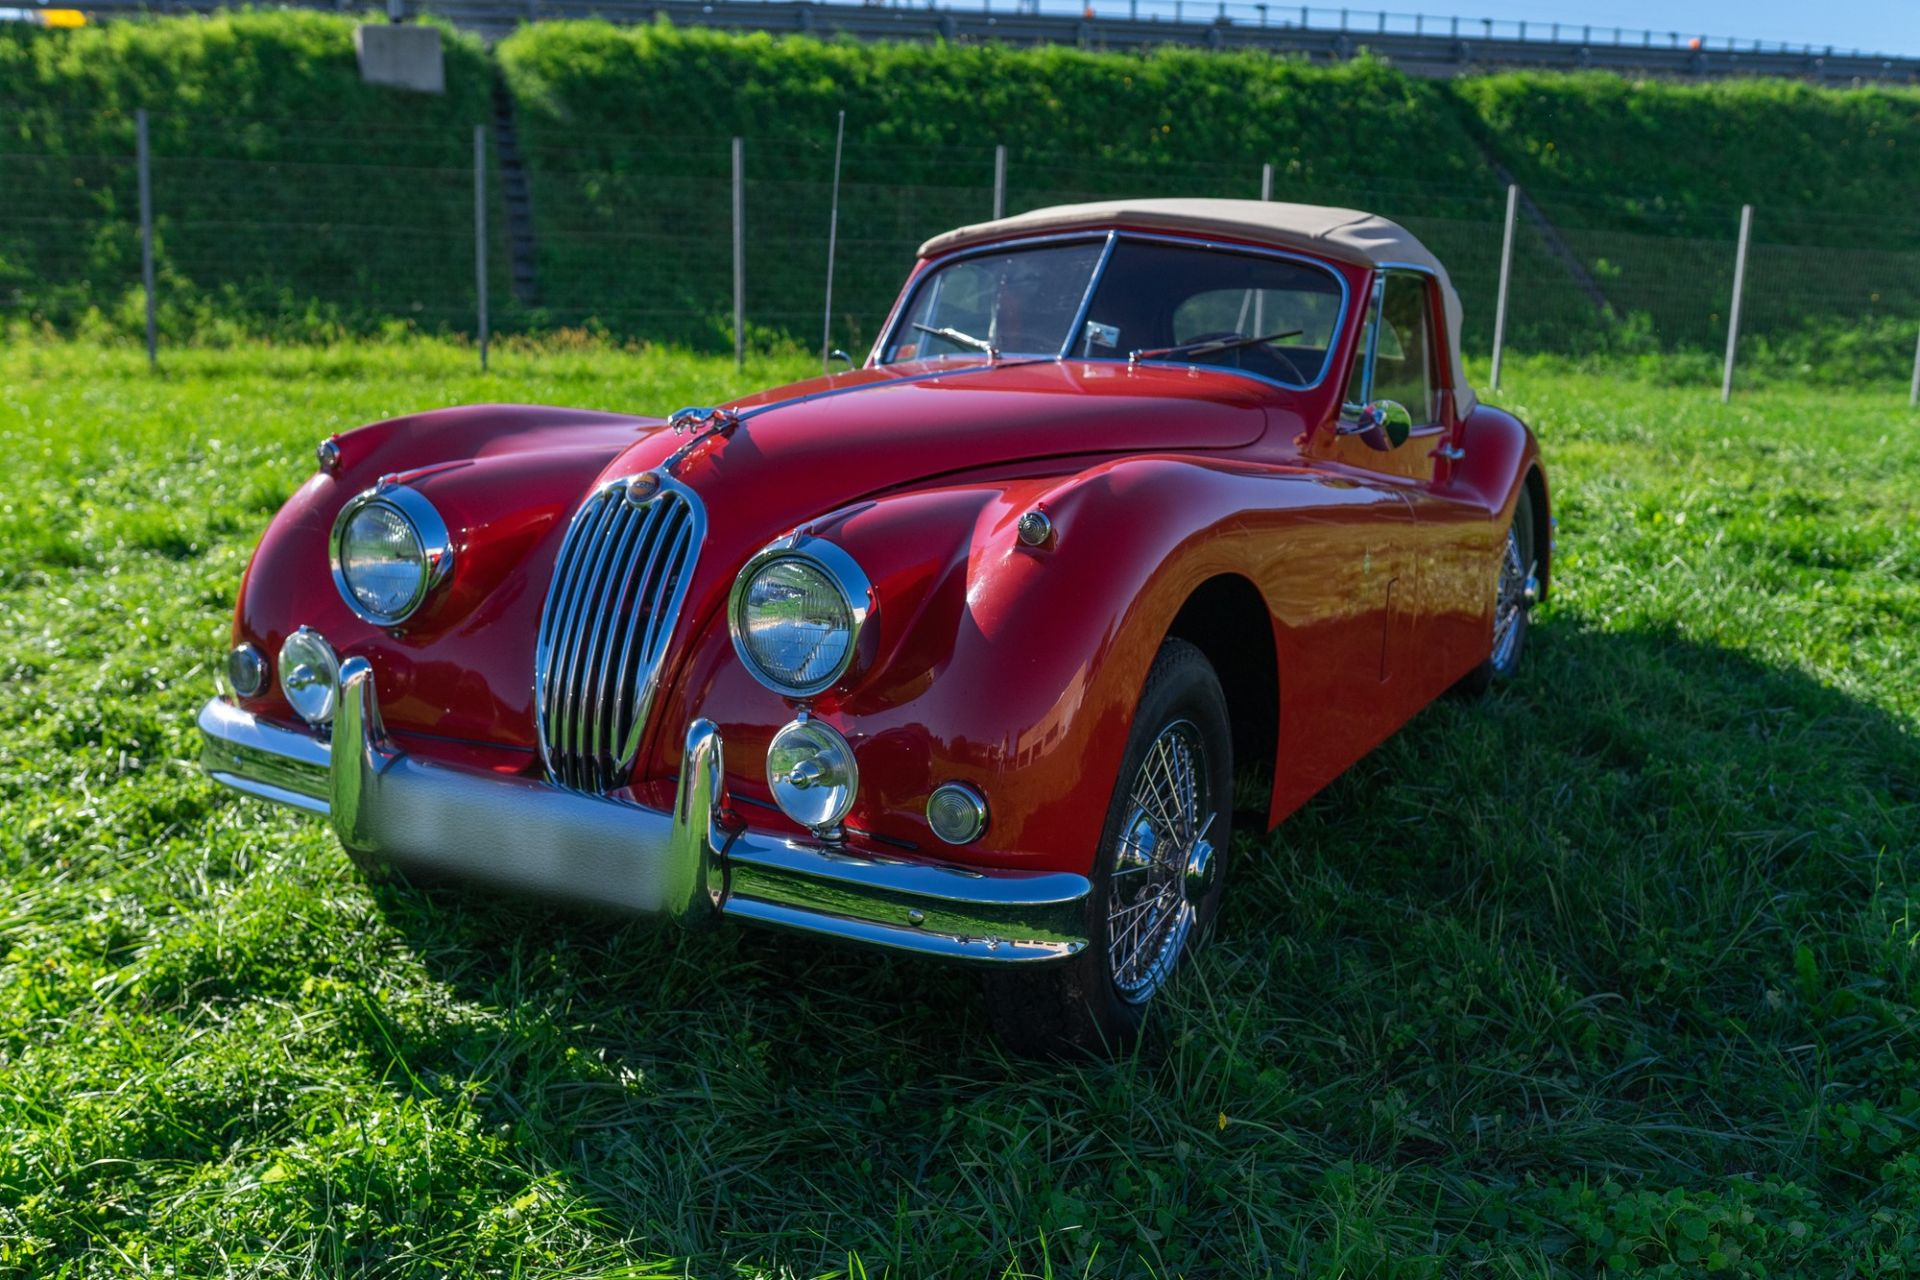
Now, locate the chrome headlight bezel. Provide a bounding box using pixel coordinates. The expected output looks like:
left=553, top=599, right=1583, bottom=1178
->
left=329, top=484, right=455, bottom=627
left=727, top=534, right=874, bottom=698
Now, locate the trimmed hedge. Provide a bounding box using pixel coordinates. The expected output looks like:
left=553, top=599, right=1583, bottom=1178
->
left=495, top=24, right=1503, bottom=349
left=4, top=12, right=1920, bottom=377
left=0, top=11, right=498, bottom=338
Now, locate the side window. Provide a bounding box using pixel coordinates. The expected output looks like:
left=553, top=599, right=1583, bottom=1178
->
left=1372, top=274, right=1436, bottom=424
left=1343, top=271, right=1438, bottom=425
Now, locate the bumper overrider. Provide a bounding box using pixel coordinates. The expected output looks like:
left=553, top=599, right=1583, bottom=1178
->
left=198, top=658, right=1089, bottom=963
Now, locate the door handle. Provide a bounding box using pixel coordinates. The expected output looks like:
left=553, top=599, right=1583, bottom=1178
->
left=1430, top=443, right=1466, bottom=462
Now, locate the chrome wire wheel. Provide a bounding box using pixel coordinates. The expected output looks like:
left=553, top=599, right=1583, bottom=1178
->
left=1490, top=521, right=1529, bottom=674
left=1107, top=718, right=1217, bottom=1005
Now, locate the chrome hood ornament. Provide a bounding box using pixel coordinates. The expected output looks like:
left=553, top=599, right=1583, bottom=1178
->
left=662, top=405, right=742, bottom=473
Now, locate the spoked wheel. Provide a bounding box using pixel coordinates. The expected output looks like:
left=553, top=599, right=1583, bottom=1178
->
left=1108, top=719, right=1214, bottom=1006
left=985, top=638, right=1232, bottom=1058
left=1458, top=486, right=1538, bottom=695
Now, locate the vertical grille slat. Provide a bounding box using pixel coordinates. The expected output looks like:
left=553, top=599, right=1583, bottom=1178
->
left=553, top=500, right=619, bottom=786
left=534, top=476, right=705, bottom=792
left=584, top=498, right=662, bottom=768
left=570, top=501, right=645, bottom=765
left=533, top=490, right=610, bottom=778
left=605, top=502, right=686, bottom=765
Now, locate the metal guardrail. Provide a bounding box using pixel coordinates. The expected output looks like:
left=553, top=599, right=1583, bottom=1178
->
left=61, top=0, right=1920, bottom=83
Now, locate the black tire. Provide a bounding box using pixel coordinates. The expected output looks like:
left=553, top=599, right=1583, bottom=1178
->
left=984, top=638, right=1233, bottom=1058
left=1456, top=483, right=1537, bottom=697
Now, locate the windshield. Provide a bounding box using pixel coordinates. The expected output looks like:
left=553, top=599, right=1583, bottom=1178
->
left=884, top=241, right=1104, bottom=362
left=881, top=235, right=1345, bottom=387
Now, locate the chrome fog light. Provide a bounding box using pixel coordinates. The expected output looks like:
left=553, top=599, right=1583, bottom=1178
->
left=227, top=642, right=268, bottom=698
left=766, top=713, right=858, bottom=836
left=278, top=626, right=340, bottom=726
left=927, top=782, right=989, bottom=845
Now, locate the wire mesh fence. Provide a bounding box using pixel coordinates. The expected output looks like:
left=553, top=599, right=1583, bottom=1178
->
left=5, top=106, right=1920, bottom=395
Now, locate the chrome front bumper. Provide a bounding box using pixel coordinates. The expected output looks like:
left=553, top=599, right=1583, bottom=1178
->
left=198, top=658, right=1088, bottom=963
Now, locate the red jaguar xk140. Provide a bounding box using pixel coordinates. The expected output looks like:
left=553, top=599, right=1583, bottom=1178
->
left=200, top=199, right=1550, bottom=1054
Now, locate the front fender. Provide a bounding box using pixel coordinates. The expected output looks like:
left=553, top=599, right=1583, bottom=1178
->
left=228, top=405, right=653, bottom=748
left=662, top=455, right=1300, bottom=877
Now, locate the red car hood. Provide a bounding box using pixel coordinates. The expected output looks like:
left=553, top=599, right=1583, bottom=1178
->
left=640, top=359, right=1274, bottom=497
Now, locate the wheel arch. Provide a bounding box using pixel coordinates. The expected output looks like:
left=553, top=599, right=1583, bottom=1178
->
left=1163, top=573, right=1280, bottom=824
left=1523, top=462, right=1552, bottom=601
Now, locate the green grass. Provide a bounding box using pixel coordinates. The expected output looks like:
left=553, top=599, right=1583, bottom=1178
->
left=1, top=337, right=1916, bottom=1277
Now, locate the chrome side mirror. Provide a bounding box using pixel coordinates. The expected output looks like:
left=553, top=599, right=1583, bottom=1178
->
left=828, top=349, right=855, bottom=370
left=1337, top=399, right=1413, bottom=452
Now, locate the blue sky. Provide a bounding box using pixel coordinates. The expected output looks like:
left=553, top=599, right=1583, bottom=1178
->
left=1413, top=1, right=1920, bottom=56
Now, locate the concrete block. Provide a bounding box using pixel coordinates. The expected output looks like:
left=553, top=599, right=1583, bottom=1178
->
left=354, top=24, right=445, bottom=95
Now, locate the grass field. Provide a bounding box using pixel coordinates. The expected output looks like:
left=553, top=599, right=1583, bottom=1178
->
left=1, top=338, right=1916, bottom=1277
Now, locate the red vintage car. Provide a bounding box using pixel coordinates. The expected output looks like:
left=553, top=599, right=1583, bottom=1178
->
left=199, top=199, right=1549, bottom=1054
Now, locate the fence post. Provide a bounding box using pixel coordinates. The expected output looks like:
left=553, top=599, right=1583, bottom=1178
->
left=822, top=110, right=845, bottom=373
left=1721, top=203, right=1752, bottom=404
left=136, top=108, right=157, bottom=371
left=1260, top=161, right=1273, bottom=200
left=473, top=124, right=489, bottom=372
left=1909, top=325, right=1919, bottom=408
left=732, top=136, right=745, bottom=371
left=1489, top=182, right=1517, bottom=392
left=993, top=144, right=1007, bottom=220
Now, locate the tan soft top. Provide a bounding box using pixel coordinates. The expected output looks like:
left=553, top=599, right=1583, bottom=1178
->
left=919, top=198, right=1476, bottom=417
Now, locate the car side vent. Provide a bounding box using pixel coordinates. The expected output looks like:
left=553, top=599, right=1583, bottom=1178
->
left=535, top=474, right=704, bottom=792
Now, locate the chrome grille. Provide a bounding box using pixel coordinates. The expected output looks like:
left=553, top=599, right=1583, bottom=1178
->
left=535, top=474, right=704, bottom=792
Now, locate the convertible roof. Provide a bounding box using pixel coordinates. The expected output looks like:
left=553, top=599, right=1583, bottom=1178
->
left=919, top=198, right=1477, bottom=416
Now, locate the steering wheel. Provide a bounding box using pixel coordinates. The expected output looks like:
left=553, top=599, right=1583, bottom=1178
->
left=1180, top=331, right=1310, bottom=386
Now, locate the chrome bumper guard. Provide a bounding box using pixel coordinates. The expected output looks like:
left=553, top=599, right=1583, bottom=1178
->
left=198, top=658, right=1088, bottom=963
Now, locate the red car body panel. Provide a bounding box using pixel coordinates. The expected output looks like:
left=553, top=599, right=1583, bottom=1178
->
left=227, top=241, right=1549, bottom=879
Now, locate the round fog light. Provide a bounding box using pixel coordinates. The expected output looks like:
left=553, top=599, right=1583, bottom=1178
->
left=227, top=643, right=268, bottom=698
left=766, top=715, right=858, bottom=836
left=278, top=627, right=340, bottom=727
left=927, top=782, right=989, bottom=845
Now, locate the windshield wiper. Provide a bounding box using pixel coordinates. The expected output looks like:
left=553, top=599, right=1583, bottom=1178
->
left=912, top=322, right=999, bottom=360
left=1129, top=328, right=1304, bottom=364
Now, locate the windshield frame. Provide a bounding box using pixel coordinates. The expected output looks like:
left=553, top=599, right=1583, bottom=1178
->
left=876, top=229, right=1353, bottom=394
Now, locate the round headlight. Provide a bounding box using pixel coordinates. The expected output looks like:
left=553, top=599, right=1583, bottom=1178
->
left=278, top=626, right=339, bottom=726
left=728, top=538, right=873, bottom=697
left=330, top=486, right=454, bottom=627
left=767, top=715, right=858, bottom=834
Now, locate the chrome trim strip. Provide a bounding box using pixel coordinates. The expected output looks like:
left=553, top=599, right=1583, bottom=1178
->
left=195, top=682, right=1090, bottom=964
left=207, top=772, right=331, bottom=816
left=722, top=897, right=1081, bottom=964
left=198, top=695, right=329, bottom=805
left=726, top=836, right=1085, bottom=909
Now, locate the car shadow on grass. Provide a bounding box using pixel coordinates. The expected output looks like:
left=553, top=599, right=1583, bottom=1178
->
left=358, top=612, right=1920, bottom=1272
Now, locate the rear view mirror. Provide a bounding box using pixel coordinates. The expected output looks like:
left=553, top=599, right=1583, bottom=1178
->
left=1337, top=399, right=1414, bottom=452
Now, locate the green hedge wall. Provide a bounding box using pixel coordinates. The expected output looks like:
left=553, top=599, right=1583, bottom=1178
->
left=5, top=12, right=1920, bottom=378
left=496, top=24, right=1502, bottom=350
left=0, top=11, right=498, bottom=338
